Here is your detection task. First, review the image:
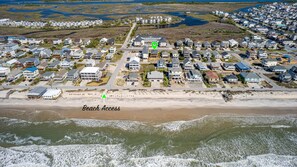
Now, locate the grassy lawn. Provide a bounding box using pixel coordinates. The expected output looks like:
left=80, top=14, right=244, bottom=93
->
left=111, top=52, right=123, bottom=63
left=223, top=56, right=239, bottom=63
left=30, top=78, right=40, bottom=86
left=140, top=64, right=156, bottom=73
left=86, top=76, right=110, bottom=86
left=11, top=77, right=25, bottom=85
left=0, top=78, right=6, bottom=84
left=73, top=79, right=82, bottom=86
left=261, top=81, right=273, bottom=88
left=116, top=78, right=125, bottom=86
left=136, top=22, right=249, bottom=43
left=203, top=81, right=217, bottom=88
left=276, top=81, right=297, bottom=88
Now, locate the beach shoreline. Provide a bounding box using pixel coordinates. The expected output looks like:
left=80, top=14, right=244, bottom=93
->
left=1, top=104, right=297, bottom=123
left=1, top=90, right=297, bottom=123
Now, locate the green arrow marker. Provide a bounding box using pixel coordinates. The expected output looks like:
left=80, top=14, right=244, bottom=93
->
left=152, top=41, right=158, bottom=50
left=101, top=93, right=107, bottom=99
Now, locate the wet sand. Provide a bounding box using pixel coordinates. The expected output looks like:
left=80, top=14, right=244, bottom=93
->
left=0, top=105, right=296, bottom=123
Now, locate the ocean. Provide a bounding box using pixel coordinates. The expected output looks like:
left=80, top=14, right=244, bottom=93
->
left=0, top=0, right=282, bottom=5
left=1, top=115, right=297, bottom=167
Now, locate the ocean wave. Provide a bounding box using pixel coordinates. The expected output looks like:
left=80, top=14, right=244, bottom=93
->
left=0, top=133, right=51, bottom=146
left=70, top=119, right=147, bottom=131
left=55, top=132, right=124, bottom=145
left=1, top=114, right=296, bottom=133
left=155, top=114, right=297, bottom=132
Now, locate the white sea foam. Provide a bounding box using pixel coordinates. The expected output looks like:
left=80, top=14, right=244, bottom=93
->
left=215, top=154, right=297, bottom=167
left=155, top=115, right=210, bottom=131
left=0, top=144, right=127, bottom=167
left=71, top=119, right=147, bottom=131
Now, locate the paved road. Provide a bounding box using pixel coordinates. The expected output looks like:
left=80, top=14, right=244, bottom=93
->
left=105, top=22, right=137, bottom=88
left=121, top=22, right=136, bottom=50
left=3, top=84, right=297, bottom=92
left=106, top=51, right=129, bottom=89
left=122, top=47, right=174, bottom=52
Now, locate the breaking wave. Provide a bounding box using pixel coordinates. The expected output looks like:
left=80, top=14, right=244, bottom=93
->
left=1, top=115, right=297, bottom=167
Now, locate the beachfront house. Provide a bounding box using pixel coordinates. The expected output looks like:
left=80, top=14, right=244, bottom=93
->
left=185, top=70, right=203, bottom=82
left=67, top=69, right=79, bottom=81
left=147, top=71, right=164, bottom=82
left=23, top=66, right=39, bottom=80
left=271, top=66, right=287, bottom=74
left=169, top=67, right=183, bottom=80
left=41, top=71, right=55, bottom=81
left=127, top=72, right=139, bottom=86
left=54, top=69, right=68, bottom=82
left=129, top=57, right=141, bottom=71
left=204, top=71, right=220, bottom=83
left=288, top=66, right=297, bottom=81
left=239, top=72, right=261, bottom=83
left=27, top=87, right=47, bottom=99
left=42, top=89, right=62, bottom=100
left=80, top=67, right=102, bottom=81
left=224, top=74, right=238, bottom=84
left=279, top=72, right=292, bottom=83
left=222, top=63, right=235, bottom=71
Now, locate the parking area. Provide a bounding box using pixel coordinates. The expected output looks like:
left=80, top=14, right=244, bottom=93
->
left=80, top=80, right=89, bottom=86
left=36, top=81, right=48, bottom=86
left=65, top=81, right=73, bottom=86
left=247, top=83, right=261, bottom=89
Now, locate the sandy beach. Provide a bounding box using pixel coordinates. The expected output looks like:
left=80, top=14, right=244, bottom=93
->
left=1, top=90, right=297, bottom=123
